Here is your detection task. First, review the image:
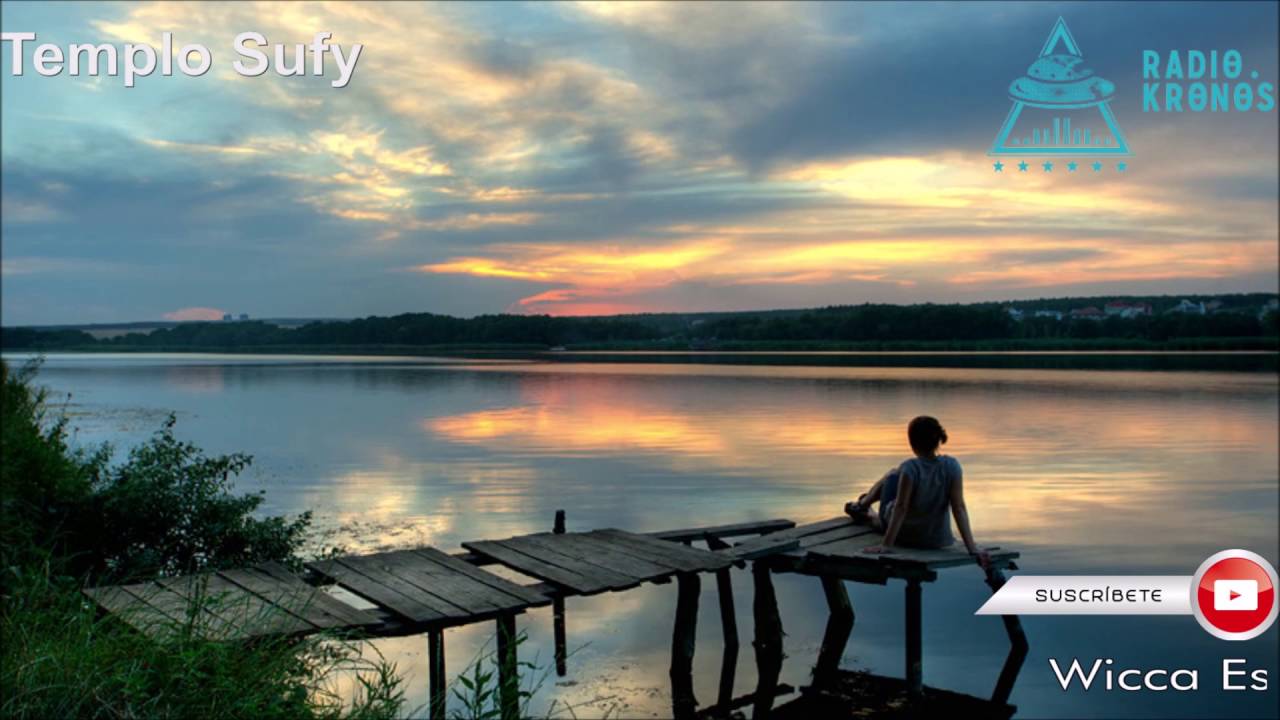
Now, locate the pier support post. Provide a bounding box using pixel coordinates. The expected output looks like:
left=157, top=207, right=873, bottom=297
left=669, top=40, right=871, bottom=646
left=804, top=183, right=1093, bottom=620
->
left=984, top=566, right=1028, bottom=705
left=751, top=563, right=784, bottom=720
left=670, top=572, right=701, bottom=719
left=496, top=614, right=519, bottom=720
left=904, top=578, right=923, bottom=695
left=714, top=567, right=739, bottom=711
left=553, top=509, right=567, bottom=677
left=813, top=575, right=853, bottom=689
left=427, top=629, right=446, bottom=720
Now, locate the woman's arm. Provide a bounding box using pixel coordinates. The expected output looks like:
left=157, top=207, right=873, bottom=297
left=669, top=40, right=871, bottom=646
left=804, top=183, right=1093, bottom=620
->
left=949, top=470, right=989, bottom=568
left=845, top=472, right=888, bottom=515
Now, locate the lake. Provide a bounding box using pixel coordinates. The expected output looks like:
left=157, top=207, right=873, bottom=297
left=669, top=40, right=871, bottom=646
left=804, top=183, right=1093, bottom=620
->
left=10, top=352, right=1279, bottom=718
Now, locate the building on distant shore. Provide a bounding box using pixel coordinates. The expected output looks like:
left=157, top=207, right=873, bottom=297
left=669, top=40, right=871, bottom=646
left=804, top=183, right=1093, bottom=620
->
left=222, top=313, right=233, bottom=322
left=1169, top=299, right=1206, bottom=315
left=1034, top=309, right=1064, bottom=320
left=1104, top=301, right=1152, bottom=318
left=239, top=313, right=249, bottom=321
left=1005, top=307, right=1025, bottom=321
left=1070, top=306, right=1103, bottom=320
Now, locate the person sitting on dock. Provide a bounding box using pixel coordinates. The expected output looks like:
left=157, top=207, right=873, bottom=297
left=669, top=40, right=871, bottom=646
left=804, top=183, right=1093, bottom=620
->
left=844, top=416, right=989, bottom=568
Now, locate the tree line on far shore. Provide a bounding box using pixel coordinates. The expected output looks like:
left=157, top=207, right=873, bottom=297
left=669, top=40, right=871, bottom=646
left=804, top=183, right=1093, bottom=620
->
left=4, top=294, right=1278, bottom=351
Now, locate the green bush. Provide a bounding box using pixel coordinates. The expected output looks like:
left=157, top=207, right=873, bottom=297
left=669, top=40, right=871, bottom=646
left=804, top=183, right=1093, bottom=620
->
left=0, top=360, right=405, bottom=718
left=2, top=360, right=310, bottom=582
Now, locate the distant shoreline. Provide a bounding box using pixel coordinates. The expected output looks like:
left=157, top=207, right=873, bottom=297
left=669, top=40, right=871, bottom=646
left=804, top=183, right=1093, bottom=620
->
left=6, top=337, right=1277, bottom=354
left=8, top=345, right=1277, bottom=373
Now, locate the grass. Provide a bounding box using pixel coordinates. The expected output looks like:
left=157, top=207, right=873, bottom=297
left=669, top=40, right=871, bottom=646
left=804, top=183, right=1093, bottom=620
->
left=1, top=559, right=405, bottom=719
left=0, top=359, right=407, bottom=719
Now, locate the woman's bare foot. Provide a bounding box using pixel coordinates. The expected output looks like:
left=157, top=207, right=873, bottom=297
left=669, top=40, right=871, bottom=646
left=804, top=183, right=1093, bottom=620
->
left=844, top=501, right=874, bottom=524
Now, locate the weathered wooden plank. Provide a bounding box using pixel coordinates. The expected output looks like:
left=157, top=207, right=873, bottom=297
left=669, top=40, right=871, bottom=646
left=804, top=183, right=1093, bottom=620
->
left=336, top=555, right=481, bottom=618
left=649, top=519, right=795, bottom=543
left=723, top=535, right=800, bottom=560
left=802, top=530, right=884, bottom=560
left=729, top=517, right=855, bottom=558
left=120, top=582, right=243, bottom=641
left=462, top=539, right=609, bottom=594
left=159, top=575, right=315, bottom=638
left=567, top=531, right=693, bottom=577
left=250, top=561, right=382, bottom=627
left=880, top=547, right=1020, bottom=570
left=497, top=535, right=639, bottom=589
left=590, top=529, right=734, bottom=572
left=412, top=547, right=550, bottom=606
left=796, top=524, right=876, bottom=550
left=517, top=532, right=673, bottom=582
left=589, top=530, right=729, bottom=572
left=84, top=584, right=185, bottom=640
left=581, top=530, right=732, bottom=573
left=307, top=558, right=451, bottom=624
left=367, top=550, right=521, bottom=616
left=807, top=529, right=1019, bottom=571
left=218, top=566, right=379, bottom=630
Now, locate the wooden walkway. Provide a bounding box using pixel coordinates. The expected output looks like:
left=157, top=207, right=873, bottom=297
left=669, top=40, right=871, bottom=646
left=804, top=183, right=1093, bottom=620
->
left=84, top=514, right=1027, bottom=720
left=83, top=560, right=381, bottom=641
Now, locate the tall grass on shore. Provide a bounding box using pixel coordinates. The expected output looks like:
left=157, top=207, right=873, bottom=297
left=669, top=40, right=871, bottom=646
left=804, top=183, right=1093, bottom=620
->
left=0, top=359, right=405, bottom=718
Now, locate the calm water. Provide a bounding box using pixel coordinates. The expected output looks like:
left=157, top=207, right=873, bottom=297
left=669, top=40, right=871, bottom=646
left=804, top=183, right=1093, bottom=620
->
left=11, top=353, right=1279, bottom=718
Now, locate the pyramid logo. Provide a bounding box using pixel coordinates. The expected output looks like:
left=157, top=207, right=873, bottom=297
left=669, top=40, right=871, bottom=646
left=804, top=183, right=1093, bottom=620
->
left=990, top=18, right=1131, bottom=156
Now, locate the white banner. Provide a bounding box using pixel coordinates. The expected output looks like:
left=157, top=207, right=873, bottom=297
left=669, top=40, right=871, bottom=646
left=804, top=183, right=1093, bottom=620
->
left=976, top=575, right=1193, bottom=615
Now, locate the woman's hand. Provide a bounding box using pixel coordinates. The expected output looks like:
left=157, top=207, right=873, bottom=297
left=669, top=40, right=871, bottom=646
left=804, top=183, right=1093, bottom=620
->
left=971, top=548, right=991, bottom=569
left=862, top=545, right=892, bottom=555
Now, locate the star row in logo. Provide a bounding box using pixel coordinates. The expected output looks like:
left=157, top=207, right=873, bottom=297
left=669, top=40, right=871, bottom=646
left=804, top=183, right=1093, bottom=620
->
left=993, top=161, right=1128, bottom=173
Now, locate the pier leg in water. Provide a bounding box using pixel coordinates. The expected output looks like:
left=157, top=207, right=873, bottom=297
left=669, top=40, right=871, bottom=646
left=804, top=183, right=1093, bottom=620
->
left=496, top=614, right=519, bottom=720
left=714, top=567, right=739, bottom=710
left=669, top=572, right=701, bottom=719
left=427, top=629, right=446, bottom=720
left=552, top=509, right=567, bottom=677
left=984, top=566, right=1029, bottom=705
left=752, top=563, right=784, bottom=720
left=813, top=575, right=853, bottom=689
left=703, top=534, right=740, bottom=711
left=905, top=578, right=923, bottom=695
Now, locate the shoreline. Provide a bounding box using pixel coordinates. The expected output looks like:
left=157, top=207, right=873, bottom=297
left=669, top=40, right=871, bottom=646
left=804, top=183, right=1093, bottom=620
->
left=8, top=347, right=1277, bottom=372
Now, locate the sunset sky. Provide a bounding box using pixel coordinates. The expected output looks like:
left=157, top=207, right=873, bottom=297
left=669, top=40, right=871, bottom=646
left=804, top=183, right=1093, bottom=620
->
left=2, top=1, right=1277, bottom=325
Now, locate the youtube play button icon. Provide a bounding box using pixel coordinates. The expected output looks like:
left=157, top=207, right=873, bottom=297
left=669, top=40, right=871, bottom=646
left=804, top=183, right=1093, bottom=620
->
left=1193, top=550, right=1278, bottom=640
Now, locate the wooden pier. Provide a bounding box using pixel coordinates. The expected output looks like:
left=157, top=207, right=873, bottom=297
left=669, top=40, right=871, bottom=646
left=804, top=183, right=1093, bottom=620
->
left=85, top=514, right=1027, bottom=719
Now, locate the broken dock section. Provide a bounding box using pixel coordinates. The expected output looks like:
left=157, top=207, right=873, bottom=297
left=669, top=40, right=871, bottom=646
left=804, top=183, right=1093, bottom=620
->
left=85, top=514, right=1027, bottom=719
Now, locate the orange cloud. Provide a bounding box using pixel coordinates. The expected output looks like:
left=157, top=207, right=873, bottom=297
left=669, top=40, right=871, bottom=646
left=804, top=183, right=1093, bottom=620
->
left=162, top=307, right=227, bottom=321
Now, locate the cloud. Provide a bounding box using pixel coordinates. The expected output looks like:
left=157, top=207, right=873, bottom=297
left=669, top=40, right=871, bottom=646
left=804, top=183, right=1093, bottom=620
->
left=0, top=257, right=123, bottom=277
left=162, top=306, right=229, bottom=321
left=0, top=1, right=1275, bottom=324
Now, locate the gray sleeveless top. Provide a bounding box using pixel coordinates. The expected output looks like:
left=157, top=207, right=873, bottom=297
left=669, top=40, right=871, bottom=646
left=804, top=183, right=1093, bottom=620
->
left=891, top=455, right=959, bottom=549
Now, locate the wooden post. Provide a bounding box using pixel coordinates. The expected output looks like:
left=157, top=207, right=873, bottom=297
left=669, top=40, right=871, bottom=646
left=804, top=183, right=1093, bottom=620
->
left=751, top=563, right=783, bottom=720
left=984, top=566, right=1028, bottom=705
left=813, top=575, right=853, bottom=689
left=427, top=629, right=446, bottom=720
left=496, top=614, right=519, bottom=720
left=669, top=572, right=701, bottom=719
left=714, top=567, right=739, bottom=710
left=552, top=509, right=567, bottom=676
left=904, top=579, right=923, bottom=695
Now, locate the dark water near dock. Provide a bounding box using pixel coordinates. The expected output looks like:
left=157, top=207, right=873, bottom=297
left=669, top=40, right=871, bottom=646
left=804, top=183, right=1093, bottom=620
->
left=10, top=352, right=1278, bottom=718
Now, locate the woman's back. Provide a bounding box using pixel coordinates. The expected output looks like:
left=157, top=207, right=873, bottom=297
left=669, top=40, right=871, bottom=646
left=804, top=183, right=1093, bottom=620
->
left=892, top=455, right=960, bottom=549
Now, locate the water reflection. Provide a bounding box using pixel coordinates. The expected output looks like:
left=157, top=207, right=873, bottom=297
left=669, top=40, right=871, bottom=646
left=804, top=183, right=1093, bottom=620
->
left=12, top=353, right=1279, bottom=718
